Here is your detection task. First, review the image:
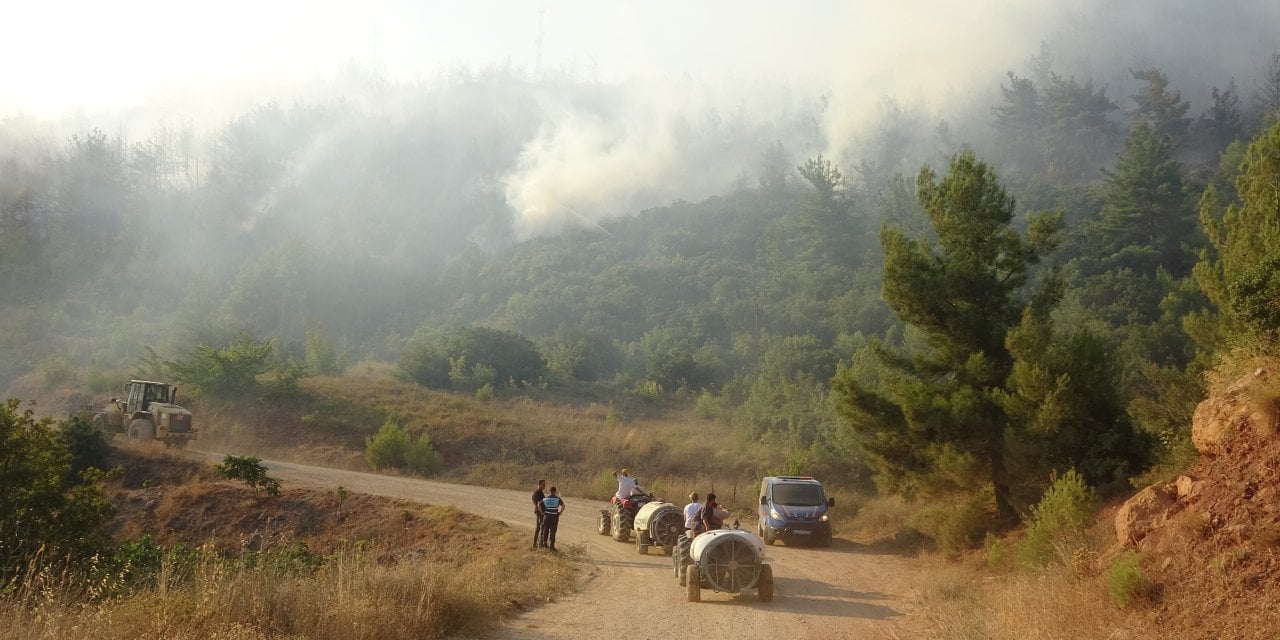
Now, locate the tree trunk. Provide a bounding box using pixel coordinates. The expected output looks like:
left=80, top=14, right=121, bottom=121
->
left=989, top=432, right=1016, bottom=524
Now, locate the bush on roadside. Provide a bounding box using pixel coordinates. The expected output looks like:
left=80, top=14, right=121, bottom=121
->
left=1017, top=469, right=1097, bottom=568
left=405, top=433, right=442, bottom=476
left=214, top=455, right=281, bottom=496
left=907, top=494, right=988, bottom=553
left=364, top=419, right=441, bottom=477
left=365, top=419, right=411, bottom=470
left=1107, top=550, right=1150, bottom=608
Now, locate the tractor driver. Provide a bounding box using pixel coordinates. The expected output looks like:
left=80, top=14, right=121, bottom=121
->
left=613, top=468, right=639, bottom=503
left=145, top=385, right=167, bottom=407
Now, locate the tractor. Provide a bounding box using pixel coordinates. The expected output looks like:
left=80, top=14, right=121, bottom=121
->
left=596, top=492, right=656, bottom=542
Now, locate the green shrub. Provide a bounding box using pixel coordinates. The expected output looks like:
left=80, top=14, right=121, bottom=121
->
left=405, top=433, right=442, bottom=476
left=401, top=326, right=546, bottom=390
left=161, top=332, right=273, bottom=397
left=0, top=399, right=113, bottom=584
left=270, top=358, right=310, bottom=397
left=305, top=327, right=348, bottom=376
left=98, top=537, right=210, bottom=596
left=694, top=390, right=724, bottom=420
left=1017, top=469, right=1097, bottom=568
left=633, top=379, right=663, bottom=402
left=86, top=369, right=116, bottom=394
left=1107, top=550, right=1150, bottom=608
left=59, top=415, right=111, bottom=479
left=907, top=496, right=987, bottom=553
left=364, top=419, right=411, bottom=470
left=40, top=353, right=76, bottom=389
left=213, top=455, right=281, bottom=496
left=475, top=383, right=494, bottom=402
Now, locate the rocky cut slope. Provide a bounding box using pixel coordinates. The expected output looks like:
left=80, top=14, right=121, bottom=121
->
left=1115, top=366, right=1280, bottom=638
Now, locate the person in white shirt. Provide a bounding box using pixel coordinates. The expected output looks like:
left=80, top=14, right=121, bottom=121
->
left=683, top=492, right=702, bottom=535
left=613, top=468, right=639, bottom=502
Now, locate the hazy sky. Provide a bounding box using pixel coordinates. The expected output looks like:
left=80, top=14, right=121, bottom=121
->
left=4, top=1, right=1277, bottom=237
left=1, top=0, right=1043, bottom=116
left=6, top=1, right=1278, bottom=117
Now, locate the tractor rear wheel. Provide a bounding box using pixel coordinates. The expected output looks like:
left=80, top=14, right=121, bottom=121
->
left=127, top=419, right=155, bottom=441
left=612, top=508, right=633, bottom=542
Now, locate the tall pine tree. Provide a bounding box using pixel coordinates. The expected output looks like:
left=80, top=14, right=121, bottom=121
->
left=833, top=151, right=1061, bottom=521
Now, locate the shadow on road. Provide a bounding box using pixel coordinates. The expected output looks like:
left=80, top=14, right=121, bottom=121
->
left=591, top=558, right=675, bottom=571
left=696, top=576, right=903, bottom=619
left=766, top=536, right=927, bottom=557
left=674, top=566, right=902, bottom=619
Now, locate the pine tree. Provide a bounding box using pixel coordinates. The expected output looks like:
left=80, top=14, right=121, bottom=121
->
left=1090, top=121, right=1198, bottom=277
left=834, top=151, right=1061, bottom=521
left=1195, top=120, right=1280, bottom=343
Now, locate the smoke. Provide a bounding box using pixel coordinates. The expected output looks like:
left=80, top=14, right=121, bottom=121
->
left=502, top=81, right=814, bottom=238
left=3, top=0, right=1279, bottom=242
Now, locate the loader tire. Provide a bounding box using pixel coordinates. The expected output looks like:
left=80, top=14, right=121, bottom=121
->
left=127, top=419, right=155, bottom=441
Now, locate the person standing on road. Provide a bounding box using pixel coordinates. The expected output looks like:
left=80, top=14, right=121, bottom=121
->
left=683, top=492, right=703, bottom=537
left=531, top=479, right=547, bottom=549
left=539, top=486, right=566, bottom=551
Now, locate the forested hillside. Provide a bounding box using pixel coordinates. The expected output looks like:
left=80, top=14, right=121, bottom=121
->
left=4, top=44, right=1280, bottom=522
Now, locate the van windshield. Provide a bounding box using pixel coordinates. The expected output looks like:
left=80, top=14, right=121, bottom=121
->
left=772, top=484, right=825, bottom=506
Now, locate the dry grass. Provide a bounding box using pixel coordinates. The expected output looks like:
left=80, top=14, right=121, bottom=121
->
left=0, top=541, right=577, bottom=640
left=198, top=371, right=791, bottom=514
left=0, top=443, right=580, bottom=640
left=917, top=558, right=1156, bottom=640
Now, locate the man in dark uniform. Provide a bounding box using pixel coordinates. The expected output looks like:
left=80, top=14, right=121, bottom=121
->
left=539, top=486, right=566, bottom=551
left=531, top=479, right=546, bottom=549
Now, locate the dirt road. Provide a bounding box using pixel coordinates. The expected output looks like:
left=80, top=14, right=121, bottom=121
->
left=244, top=456, right=924, bottom=639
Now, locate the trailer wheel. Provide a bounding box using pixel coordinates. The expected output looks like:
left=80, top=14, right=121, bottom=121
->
left=757, top=564, right=774, bottom=602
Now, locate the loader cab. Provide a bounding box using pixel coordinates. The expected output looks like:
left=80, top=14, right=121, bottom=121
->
left=125, top=380, right=171, bottom=413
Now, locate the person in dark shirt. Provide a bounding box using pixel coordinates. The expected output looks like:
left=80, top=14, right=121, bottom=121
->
left=538, top=486, right=566, bottom=551
left=531, top=479, right=546, bottom=549
left=699, top=492, right=728, bottom=532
